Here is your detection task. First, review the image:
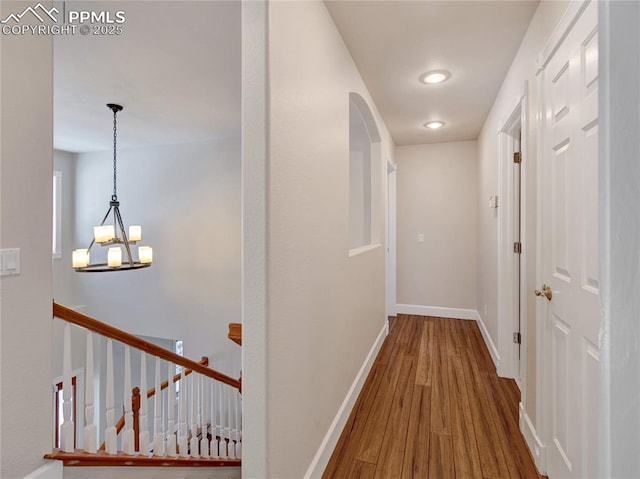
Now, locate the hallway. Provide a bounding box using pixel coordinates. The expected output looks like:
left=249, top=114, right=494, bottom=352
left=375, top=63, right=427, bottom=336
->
left=323, top=315, right=545, bottom=478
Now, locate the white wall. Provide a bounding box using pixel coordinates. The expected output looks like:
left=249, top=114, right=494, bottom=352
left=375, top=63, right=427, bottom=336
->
left=396, top=141, right=478, bottom=312
left=263, top=2, right=394, bottom=477
left=0, top=4, right=54, bottom=476
left=598, top=1, right=640, bottom=477
left=240, top=0, right=268, bottom=474
left=476, top=0, right=568, bottom=425
left=68, top=138, right=241, bottom=376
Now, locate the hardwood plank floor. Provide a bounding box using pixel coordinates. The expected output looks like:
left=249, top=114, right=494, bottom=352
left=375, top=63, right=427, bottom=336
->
left=322, top=315, right=547, bottom=479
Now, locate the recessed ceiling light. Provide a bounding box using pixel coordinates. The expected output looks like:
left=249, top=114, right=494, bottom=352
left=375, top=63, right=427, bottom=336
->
left=424, top=121, right=445, bottom=129
left=419, top=70, right=451, bottom=84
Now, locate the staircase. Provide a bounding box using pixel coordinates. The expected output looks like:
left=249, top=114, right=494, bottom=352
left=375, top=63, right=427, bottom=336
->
left=46, top=302, right=242, bottom=475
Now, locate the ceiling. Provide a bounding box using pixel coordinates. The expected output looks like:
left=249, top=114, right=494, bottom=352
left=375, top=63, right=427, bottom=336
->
left=54, top=1, right=240, bottom=153
left=54, top=1, right=538, bottom=152
left=325, top=0, right=539, bottom=145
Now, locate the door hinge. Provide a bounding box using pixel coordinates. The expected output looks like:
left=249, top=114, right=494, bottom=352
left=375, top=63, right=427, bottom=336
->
left=513, top=332, right=521, bottom=344
left=513, top=151, right=522, bottom=164
left=513, top=241, right=522, bottom=254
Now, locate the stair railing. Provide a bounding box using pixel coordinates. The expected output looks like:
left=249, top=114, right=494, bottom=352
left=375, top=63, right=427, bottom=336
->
left=99, top=355, right=209, bottom=452
left=52, top=302, right=242, bottom=461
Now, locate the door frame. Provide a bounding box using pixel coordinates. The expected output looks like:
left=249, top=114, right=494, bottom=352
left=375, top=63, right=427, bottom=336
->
left=497, top=85, right=528, bottom=387
left=386, top=155, right=397, bottom=319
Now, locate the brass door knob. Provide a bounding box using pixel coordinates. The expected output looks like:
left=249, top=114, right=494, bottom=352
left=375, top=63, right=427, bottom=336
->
left=535, top=284, right=553, bottom=301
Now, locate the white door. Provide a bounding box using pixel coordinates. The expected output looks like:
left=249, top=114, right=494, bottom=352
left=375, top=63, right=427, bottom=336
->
left=538, top=1, right=599, bottom=478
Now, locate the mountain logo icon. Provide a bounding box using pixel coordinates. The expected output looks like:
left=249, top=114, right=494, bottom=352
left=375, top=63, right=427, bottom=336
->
left=1, top=3, right=59, bottom=24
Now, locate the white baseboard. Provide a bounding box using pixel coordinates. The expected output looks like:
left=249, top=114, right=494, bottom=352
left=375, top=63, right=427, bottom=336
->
left=475, top=311, right=501, bottom=370
left=63, top=466, right=241, bottom=479
left=396, top=304, right=478, bottom=320
left=303, top=320, right=389, bottom=479
left=23, top=461, right=63, bottom=479
left=519, top=402, right=547, bottom=475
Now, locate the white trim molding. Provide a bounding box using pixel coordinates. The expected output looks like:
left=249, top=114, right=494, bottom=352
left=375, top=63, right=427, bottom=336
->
left=349, top=243, right=382, bottom=258
left=519, top=402, right=547, bottom=475
left=23, top=461, right=63, bottom=479
left=396, top=304, right=478, bottom=320
left=496, top=86, right=528, bottom=382
left=475, top=311, right=500, bottom=370
left=303, top=321, right=389, bottom=479
left=536, top=0, right=592, bottom=73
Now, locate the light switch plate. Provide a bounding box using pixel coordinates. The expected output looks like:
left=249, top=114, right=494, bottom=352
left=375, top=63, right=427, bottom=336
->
left=1, top=248, right=21, bottom=276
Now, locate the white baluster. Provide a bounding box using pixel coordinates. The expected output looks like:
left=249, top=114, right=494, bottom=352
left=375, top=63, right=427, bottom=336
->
left=221, top=382, right=228, bottom=459
left=190, top=374, right=200, bottom=458
left=233, top=388, right=241, bottom=459
left=210, top=379, right=219, bottom=459
left=200, top=375, right=210, bottom=458
left=178, top=368, right=189, bottom=457
left=104, top=339, right=117, bottom=454
left=238, top=389, right=242, bottom=458
left=122, top=346, right=135, bottom=455
left=221, top=385, right=229, bottom=459
left=229, top=386, right=235, bottom=459
left=236, top=437, right=242, bottom=460
left=83, top=331, right=97, bottom=453
left=139, top=352, right=150, bottom=455
left=153, top=357, right=165, bottom=456
left=166, top=362, right=177, bottom=457
left=60, top=323, right=74, bottom=453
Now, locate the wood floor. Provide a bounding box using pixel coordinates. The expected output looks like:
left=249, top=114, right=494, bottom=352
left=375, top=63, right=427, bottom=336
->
left=322, top=315, right=546, bottom=479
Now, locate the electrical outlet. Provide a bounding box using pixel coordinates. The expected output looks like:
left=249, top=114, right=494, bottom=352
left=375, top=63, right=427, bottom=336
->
left=484, top=304, right=488, bottom=316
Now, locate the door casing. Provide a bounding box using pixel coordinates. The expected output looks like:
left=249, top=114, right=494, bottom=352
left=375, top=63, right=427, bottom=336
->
left=497, top=87, right=529, bottom=388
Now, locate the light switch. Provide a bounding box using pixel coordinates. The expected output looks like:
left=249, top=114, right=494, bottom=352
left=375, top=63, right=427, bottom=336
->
left=1, top=248, right=20, bottom=276
left=418, top=233, right=425, bottom=243
left=6, top=251, right=16, bottom=270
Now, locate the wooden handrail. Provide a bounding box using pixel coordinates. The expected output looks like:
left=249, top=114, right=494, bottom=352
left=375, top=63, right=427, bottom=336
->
left=53, top=302, right=241, bottom=390
left=228, top=323, right=242, bottom=346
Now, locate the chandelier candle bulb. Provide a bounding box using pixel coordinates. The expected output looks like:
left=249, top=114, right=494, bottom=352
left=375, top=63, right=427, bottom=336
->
left=138, top=246, right=153, bottom=264
left=94, top=225, right=115, bottom=243
left=72, top=249, right=90, bottom=268
left=107, top=247, right=122, bottom=267
left=129, top=225, right=141, bottom=242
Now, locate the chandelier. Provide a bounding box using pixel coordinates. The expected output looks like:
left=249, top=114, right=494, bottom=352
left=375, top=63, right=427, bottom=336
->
left=72, top=104, right=153, bottom=272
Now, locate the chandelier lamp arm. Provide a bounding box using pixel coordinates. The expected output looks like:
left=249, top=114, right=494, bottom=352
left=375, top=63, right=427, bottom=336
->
left=114, top=206, right=135, bottom=267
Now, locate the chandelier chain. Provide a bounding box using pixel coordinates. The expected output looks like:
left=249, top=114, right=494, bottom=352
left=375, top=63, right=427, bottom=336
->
left=112, top=108, right=118, bottom=201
